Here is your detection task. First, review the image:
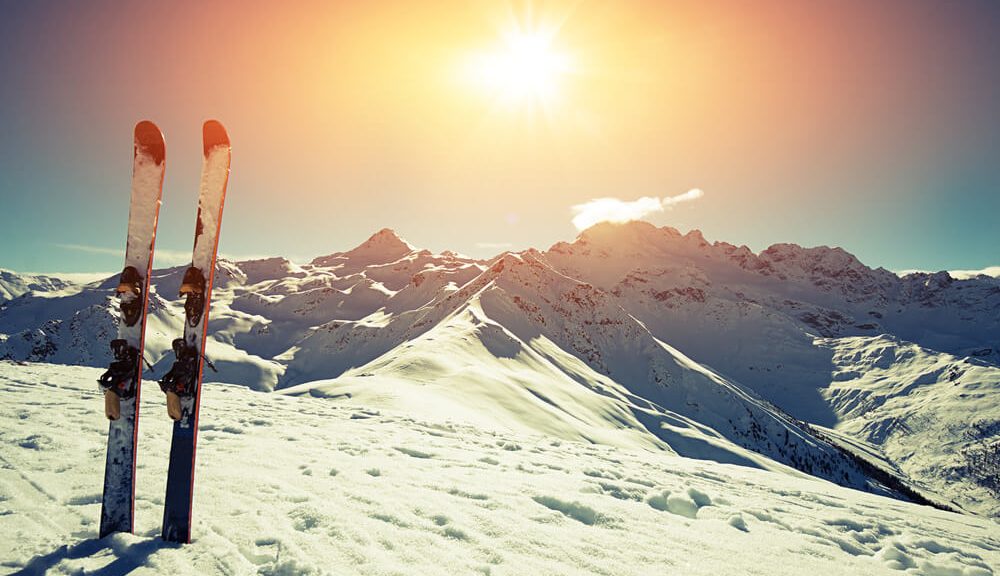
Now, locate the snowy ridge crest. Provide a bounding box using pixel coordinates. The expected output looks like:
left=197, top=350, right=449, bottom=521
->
left=2, top=222, right=998, bottom=517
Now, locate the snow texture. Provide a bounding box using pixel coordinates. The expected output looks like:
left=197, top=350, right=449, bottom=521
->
left=1, top=362, right=997, bottom=575
left=0, top=269, right=75, bottom=302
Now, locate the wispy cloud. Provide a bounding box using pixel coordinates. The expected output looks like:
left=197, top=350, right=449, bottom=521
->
left=54, top=243, right=192, bottom=266
left=53, top=243, right=121, bottom=256
left=950, top=266, right=1000, bottom=279
left=571, top=189, right=704, bottom=231
left=218, top=252, right=283, bottom=263
left=54, top=243, right=296, bottom=268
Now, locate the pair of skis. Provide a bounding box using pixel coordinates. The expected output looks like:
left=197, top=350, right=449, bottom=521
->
left=98, top=120, right=231, bottom=544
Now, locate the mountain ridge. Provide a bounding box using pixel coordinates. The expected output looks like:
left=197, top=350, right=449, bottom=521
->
left=2, top=221, right=997, bottom=518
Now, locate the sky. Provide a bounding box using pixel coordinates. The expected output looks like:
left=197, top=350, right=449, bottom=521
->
left=0, top=0, right=997, bottom=275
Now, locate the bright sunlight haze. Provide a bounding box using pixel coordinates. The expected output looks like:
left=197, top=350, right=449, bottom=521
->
left=464, top=27, right=573, bottom=110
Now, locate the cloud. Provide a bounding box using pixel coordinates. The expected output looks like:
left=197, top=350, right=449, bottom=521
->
left=53, top=243, right=121, bottom=256
left=54, top=243, right=309, bottom=268
left=475, top=242, right=514, bottom=249
left=896, top=266, right=1000, bottom=279
left=218, top=252, right=286, bottom=263
left=662, top=188, right=705, bottom=207
left=949, top=266, right=1000, bottom=279
left=54, top=243, right=192, bottom=266
left=571, top=189, right=704, bottom=231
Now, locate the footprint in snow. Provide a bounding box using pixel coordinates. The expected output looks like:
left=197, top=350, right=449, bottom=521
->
left=583, top=468, right=622, bottom=481
left=532, top=495, right=605, bottom=526
left=744, top=509, right=793, bottom=531
left=394, top=446, right=434, bottom=459
left=371, top=512, right=410, bottom=528
left=442, top=526, right=470, bottom=540
left=446, top=487, right=489, bottom=501
left=728, top=514, right=749, bottom=532
left=66, top=494, right=102, bottom=506
left=585, top=480, right=646, bottom=502
left=876, top=537, right=994, bottom=576
left=289, top=505, right=324, bottom=532
left=18, top=434, right=54, bottom=450
left=430, top=514, right=450, bottom=526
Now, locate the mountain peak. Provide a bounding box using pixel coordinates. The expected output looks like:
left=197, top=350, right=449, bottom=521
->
left=758, top=242, right=884, bottom=283
left=554, top=221, right=716, bottom=258
left=311, top=228, right=416, bottom=268
left=358, top=228, right=414, bottom=251
left=577, top=220, right=669, bottom=245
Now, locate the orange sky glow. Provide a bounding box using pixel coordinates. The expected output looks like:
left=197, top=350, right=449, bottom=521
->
left=0, top=0, right=997, bottom=272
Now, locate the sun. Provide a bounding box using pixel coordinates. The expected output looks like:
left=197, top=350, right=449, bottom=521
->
left=465, top=29, right=572, bottom=109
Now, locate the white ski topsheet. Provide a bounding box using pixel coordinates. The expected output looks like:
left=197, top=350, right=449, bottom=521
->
left=175, top=134, right=230, bottom=427
left=123, top=150, right=164, bottom=275
left=119, top=145, right=164, bottom=344
left=191, top=143, right=230, bottom=271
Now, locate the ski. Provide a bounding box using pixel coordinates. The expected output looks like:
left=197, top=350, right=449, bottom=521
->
left=160, top=120, right=231, bottom=543
left=99, top=120, right=165, bottom=537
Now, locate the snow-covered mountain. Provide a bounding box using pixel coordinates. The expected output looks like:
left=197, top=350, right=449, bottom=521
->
left=2, top=223, right=997, bottom=518
left=545, top=221, right=999, bottom=420
left=817, top=336, right=1000, bottom=517
left=0, top=269, right=77, bottom=302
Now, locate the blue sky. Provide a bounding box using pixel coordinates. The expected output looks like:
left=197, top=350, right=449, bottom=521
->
left=1, top=0, right=997, bottom=275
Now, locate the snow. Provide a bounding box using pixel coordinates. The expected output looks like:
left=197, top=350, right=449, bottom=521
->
left=1, top=221, right=997, bottom=528
left=311, top=229, right=419, bottom=273
left=818, top=335, right=1000, bottom=517
left=0, top=270, right=77, bottom=302
left=15, top=272, right=114, bottom=285
left=2, top=362, right=998, bottom=575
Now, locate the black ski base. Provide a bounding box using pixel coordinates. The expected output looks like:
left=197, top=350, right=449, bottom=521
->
left=162, top=420, right=196, bottom=543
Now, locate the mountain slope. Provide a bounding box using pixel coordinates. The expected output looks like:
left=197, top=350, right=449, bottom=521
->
left=817, top=335, right=1000, bottom=517
left=1, top=225, right=996, bottom=517
left=280, top=251, right=902, bottom=495
left=3, top=362, right=998, bottom=576
left=543, top=221, right=999, bottom=423
left=0, top=269, right=76, bottom=302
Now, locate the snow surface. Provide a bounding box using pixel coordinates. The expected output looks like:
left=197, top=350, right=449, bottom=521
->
left=1, top=222, right=997, bottom=522
left=2, top=362, right=998, bottom=575
left=818, top=335, right=1000, bottom=517
left=0, top=270, right=76, bottom=302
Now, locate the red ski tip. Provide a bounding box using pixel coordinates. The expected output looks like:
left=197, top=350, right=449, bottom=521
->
left=134, top=121, right=165, bottom=165
left=202, top=120, right=230, bottom=156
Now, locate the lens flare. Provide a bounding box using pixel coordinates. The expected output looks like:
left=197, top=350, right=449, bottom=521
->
left=465, top=28, right=573, bottom=110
